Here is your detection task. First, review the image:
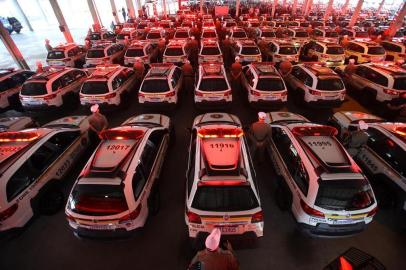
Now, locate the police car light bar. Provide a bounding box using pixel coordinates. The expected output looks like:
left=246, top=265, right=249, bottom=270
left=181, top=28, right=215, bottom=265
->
left=0, top=131, right=40, bottom=142
left=99, top=129, right=144, bottom=140
left=292, top=126, right=338, bottom=137
left=198, top=127, right=243, bottom=138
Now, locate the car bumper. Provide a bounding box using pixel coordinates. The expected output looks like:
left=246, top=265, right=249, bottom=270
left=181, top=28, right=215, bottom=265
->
left=140, top=101, right=177, bottom=110
left=195, top=99, right=231, bottom=109
left=249, top=99, right=286, bottom=109
left=21, top=103, right=58, bottom=110
left=73, top=226, right=134, bottom=239
left=81, top=101, right=119, bottom=111
left=386, top=97, right=406, bottom=105
left=307, top=99, right=344, bottom=108
left=298, top=221, right=367, bottom=237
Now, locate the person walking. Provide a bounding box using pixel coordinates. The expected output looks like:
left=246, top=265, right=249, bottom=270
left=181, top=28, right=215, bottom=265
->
left=133, top=57, right=145, bottom=88
left=189, top=228, right=239, bottom=270
left=45, top=39, right=52, bottom=52
left=187, top=36, right=199, bottom=68
left=257, top=37, right=269, bottom=62
left=122, top=7, right=127, bottom=21
left=230, top=57, right=242, bottom=93
left=182, top=60, right=194, bottom=96
left=249, top=112, right=272, bottom=163
left=222, top=35, right=232, bottom=69
left=88, top=104, right=108, bottom=145
left=344, top=120, right=369, bottom=157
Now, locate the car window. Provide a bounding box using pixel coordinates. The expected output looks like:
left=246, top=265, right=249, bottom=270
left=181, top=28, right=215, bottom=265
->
left=132, top=165, right=146, bottom=199
left=52, top=79, right=63, bottom=92
left=0, top=77, right=18, bottom=92
left=365, top=68, right=388, bottom=87
left=381, top=42, right=402, bottom=53
left=187, top=130, right=197, bottom=195
left=67, top=49, right=75, bottom=57
left=314, top=43, right=324, bottom=53
left=140, top=139, right=158, bottom=180
left=112, top=73, right=127, bottom=90
left=245, top=69, right=255, bottom=87
left=60, top=73, right=74, bottom=87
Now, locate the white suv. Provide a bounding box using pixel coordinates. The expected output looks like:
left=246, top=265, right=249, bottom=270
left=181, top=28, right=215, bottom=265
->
left=344, top=41, right=386, bottom=64
left=0, top=116, right=90, bottom=232
left=65, top=114, right=170, bottom=237
left=301, top=39, right=345, bottom=67
left=46, top=43, right=86, bottom=68
left=185, top=113, right=263, bottom=247
left=267, top=112, right=377, bottom=237
left=0, top=69, right=35, bottom=110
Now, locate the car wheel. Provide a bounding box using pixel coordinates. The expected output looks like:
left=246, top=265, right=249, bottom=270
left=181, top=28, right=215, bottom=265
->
left=39, top=185, right=64, bottom=215
left=275, top=183, right=291, bottom=211
left=148, top=186, right=160, bottom=216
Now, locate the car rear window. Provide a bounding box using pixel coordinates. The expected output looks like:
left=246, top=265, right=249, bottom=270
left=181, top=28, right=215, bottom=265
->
left=201, top=47, right=220, bottom=55
left=202, top=31, right=217, bottom=38
left=325, top=31, right=338, bottom=37
left=241, top=47, right=260, bottom=55
left=175, top=31, right=189, bottom=38
left=367, top=46, right=385, bottom=55
left=199, top=78, right=228, bottom=91
left=47, top=51, right=65, bottom=60
left=20, top=82, right=47, bottom=96
left=279, top=46, right=297, bottom=55
left=355, top=32, right=369, bottom=38
left=295, top=32, right=309, bottom=38
left=126, top=48, right=145, bottom=57
left=261, top=31, right=275, bottom=37
left=192, top=186, right=259, bottom=212
left=326, top=46, right=344, bottom=54
left=117, top=33, right=130, bottom=39
left=315, top=179, right=375, bottom=211
left=393, top=77, right=406, bottom=90
left=141, top=79, right=170, bottom=93
left=81, top=81, right=109, bottom=94
left=232, top=31, right=247, bottom=38
left=87, top=49, right=105, bottom=58
left=69, top=184, right=128, bottom=216
left=316, top=78, right=344, bottom=91
left=256, top=78, right=285, bottom=91
left=165, top=47, right=184, bottom=56
left=147, top=32, right=161, bottom=39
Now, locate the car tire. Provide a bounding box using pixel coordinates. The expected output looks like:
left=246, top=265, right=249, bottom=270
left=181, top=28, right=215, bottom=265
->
left=275, top=182, right=291, bottom=211
left=39, top=185, right=64, bottom=216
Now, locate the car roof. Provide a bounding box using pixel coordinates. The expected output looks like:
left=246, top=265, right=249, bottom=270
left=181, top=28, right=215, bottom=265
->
left=366, top=62, right=406, bottom=76
left=87, top=65, right=123, bottom=80
left=250, top=63, right=280, bottom=77
left=200, top=63, right=224, bottom=77
left=26, top=68, right=68, bottom=81
left=193, top=113, right=241, bottom=127
left=301, top=63, right=338, bottom=77
left=147, top=63, right=174, bottom=78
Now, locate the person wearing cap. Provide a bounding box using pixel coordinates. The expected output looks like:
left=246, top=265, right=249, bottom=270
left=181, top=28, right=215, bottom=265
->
left=230, top=57, right=242, bottom=93
left=345, top=120, right=369, bottom=157
left=249, top=112, right=272, bottom=163
left=45, top=39, right=52, bottom=52
left=189, top=228, right=239, bottom=270
left=222, top=35, right=232, bottom=69
left=36, top=61, right=44, bottom=73
left=88, top=104, right=109, bottom=144
left=279, top=61, right=293, bottom=77
left=133, top=57, right=145, bottom=87
left=187, top=36, right=199, bottom=68
left=182, top=60, right=194, bottom=95
left=257, top=37, right=269, bottom=62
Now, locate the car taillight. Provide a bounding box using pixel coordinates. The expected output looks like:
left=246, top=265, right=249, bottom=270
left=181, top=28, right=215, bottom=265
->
left=43, top=93, right=57, bottom=100
left=383, top=88, right=399, bottom=95
left=0, top=203, right=18, bottom=222
left=103, top=92, right=117, bottom=99
left=187, top=211, right=201, bottom=224
left=64, top=58, right=72, bottom=62
left=274, top=54, right=281, bottom=58
left=165, top=91, right=176, bottom=97
left=251, top=90, right=261, bottom=96
left=195, top=91, right=204, bottom=97
left=138, top=92, right=145, bottom=98
left=361, top=54, right=370, bottom=58
left=367, top=207, right=378, bottom=217
left=399, top=53, right=406, bottom=58
left=119, top=204, right=142, bottom=224
left=66, top=213, right=76, bottom=223
left=281, top=91, right=288, bottom=96
left=321, top=54, right=329, bottom=58
left=309, top=89, right=322, bottom=96
left=300, top=199, right=325, bottom=218
left=251, top=211, right=263, bottom=223
left=224, top=90, right=232, bottom=97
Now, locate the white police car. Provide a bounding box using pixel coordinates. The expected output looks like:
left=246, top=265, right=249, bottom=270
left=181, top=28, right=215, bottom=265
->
left=380, top=40, right=406, bottom=62
left=46, top=43, right=86, bottom=68
left=285, top=63, right=346, bottom=107
left=0, top=69, right=35, bottom=110
left=233, top=40, right=262, bottom=65
left=20, top=68, right=87, bottom=110
left=267, top=112, right=377, bottom=237
left=195, top=63, right=232, bottom=109
left=199, top=40, right=223, bottom=64
left=301, top=39, right=345, bottom=67
left=163, top=40, right=188, bottom=65
left=201, top=28, right=218, bottom=40
left=65, top=114, right=170, bottom=237
left=173, top=27, right=191, bottom=40
left=242, top=62, right=287, bottom=107
left=124, top=41, right=155, bottom=66
left=85, top=42, right=125, bottom=67
left=267, top=39, right=299, bottom=64
left=145, top=27, right=166, bottom=45
left=80, top=65, right=137, bottom=110
left=116, top=28, right=138, bottom=45
left=0, top=117, right=37, bottom=132
left=344, top=41, right=386, bottom=64
left=185, top=113, right=263, bottom=246
left=0, top=116, right=90, bottom=232
left=138, top=64, right=183, bottom=109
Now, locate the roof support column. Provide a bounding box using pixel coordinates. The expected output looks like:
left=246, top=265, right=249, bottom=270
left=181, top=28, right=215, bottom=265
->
left=87, top=0, right=102, bottom=29
left=135, top=0, right=142, bottom=17
left=125, top=0, right=136, bottom=19
left=49, top=0, right=74, bottom=43
left=348, top=0, right=364, bottom=28
left=110, top=0, right=120, bottom=24
left=236, top=0, right=240, bottom=17
left=162, top=0, right=167, bottom=17
left=376, top=0, right=385, bottom=15
left=11, top=0, right=33, bottom=31
left=386, top=2, right=406, bottom=38
left=342, top=0, right=350, bottom=15
left=324, top=0, right=334, bottom=21
left=292, top=0, right=298, bottom=15
left=200, top=0, right=203, bottom=15
left=305, top=0, right=313, bottom=16
left=0, top=20, right=29, bottom=69
left=271, top=0, right=277, bottom=18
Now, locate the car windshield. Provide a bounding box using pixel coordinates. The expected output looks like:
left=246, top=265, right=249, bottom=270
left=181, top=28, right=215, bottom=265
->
left=367, top=46, right=385, bottom=55
left=175, top=31, right=189, bottom=38
left=165, top=47, right=184, bottom=56
left=69, top=184, right=128, bottom=216
left=356, top=32, right=369, bottom=38
left=201, top=47, right=220, bottom=55
left=295, top=31, right=309, bottom=38
left=141, top=79, right=170, bottom=93
left=20, top=82, right=47, bottom=96
left=256, top=78, right=285, bottom=91
left=87, top=49, right=105, bottom=58
left=315, top=179, right=375, bottom=211
left=202, top=31, right=217, bottom=38
left=316, top=78, right=344, bottom=91
left=47, top=51, right=65, bottom=60
left=232, top=31, right=247, bottom=38
left=89, top=33, right=101, bottom=40
left=147, top=32, right=161, bottom=39
left=199, top=78, right=228, bottom=91
left=81, top=81, right=109, bottom=94
left=241, top=47, right=260, bottom=55
left=192, top=186, right=259, bottom=212
left=126, top=48, right=145, bottom=57
left=261, top=31, right=275, bottom=37
left=279, top=46, right=297, bottom=55
left=326, top=46, right=344, bottom=54
left=325, top=31, right=338, bottom=37
left=117, top=33, right=130, bottom=39
left=393, top=77, right=406, bottom=90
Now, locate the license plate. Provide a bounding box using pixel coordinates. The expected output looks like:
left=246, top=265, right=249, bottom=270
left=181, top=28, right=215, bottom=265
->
left=85, top=224, right=114, bottom=231
left=148, top=97, right=162, bottom=102
left=217, top=226, right=238, bottom=234
left=263, top=95, right=278, bottom=100
left=324, top=95, right=339, bottom=100
left=330, top=219, right=355, bottom=225
left=50, top=61, right=64, bottom=65
left=26, top=99, right=42, bottom=105
left=207, top=96, right=222, bottom=101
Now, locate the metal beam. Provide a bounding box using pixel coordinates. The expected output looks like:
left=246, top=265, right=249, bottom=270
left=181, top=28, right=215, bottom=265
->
left=135, top=0, right=142, bottom=17
left=87, top=0, right=102, bottom=28
left=49, top=0, right=74, bottom=43
left=324, top=0, right=334, bottom=21
left=376, top=0, right=385, bottom=15
left=292, top=0, right=298, bottom=15
left=0, top=20, right=29, bottom=69
left=386, top=2, right=406, bottom=38
left=342, top=0, right=350, bottom=14
left=110, top=0, right=120, bottom=24
left=200, top=0, right=203, bottom=15
left=236, top=0, right=240, bottom=17
left=348, top=0, right=364, bottom=28
left=125, top=0, right=136, bottom=19
left=271, top=0, right=277, bottom=18
left=305, top=0, right=313, bottom=16
left=162, top=0, right=167, bottom=17
left=11, top=0, right=33, bottom=31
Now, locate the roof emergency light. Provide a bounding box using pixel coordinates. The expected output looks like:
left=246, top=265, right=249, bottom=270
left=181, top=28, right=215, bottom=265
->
left=198, top=127, right=243, bottom=139
left=99, top=129, right=144, bottom=140
left=0, top=131, right=40, bottom=142
left=291, top=125, right=338, bottom=137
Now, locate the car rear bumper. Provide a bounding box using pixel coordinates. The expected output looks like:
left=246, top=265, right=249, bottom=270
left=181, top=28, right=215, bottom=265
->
left=307, top=99, right=343, bottom=108
left=250, top=99, right=286, bottom=109
left=81, top=101, right=119, bottom=111
left=73, top=226, right=134, bottom=239
left=141, top=101, right=177, bottom=110
left=21, top=103, right=58, bottom=110
left=298, top=221, right=367, bottom=238
left=195, top=99, right=231, bottom=109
